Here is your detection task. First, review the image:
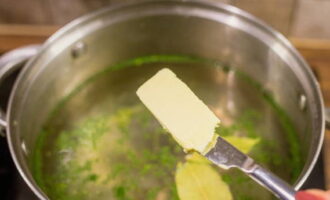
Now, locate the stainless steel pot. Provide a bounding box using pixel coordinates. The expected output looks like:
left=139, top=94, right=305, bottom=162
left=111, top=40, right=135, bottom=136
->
left=0, top=0, right=326, bottom=199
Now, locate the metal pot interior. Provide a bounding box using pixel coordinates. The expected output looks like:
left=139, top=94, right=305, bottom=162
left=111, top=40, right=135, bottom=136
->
left=7, top=1, right=323, bottom=200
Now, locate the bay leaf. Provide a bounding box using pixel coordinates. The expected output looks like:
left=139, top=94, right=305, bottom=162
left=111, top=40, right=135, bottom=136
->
left=222, top=136, right=260, bottom=154
left=174, top=136, right=259, bottom=200
left=175, top=153, right=233, bottom=200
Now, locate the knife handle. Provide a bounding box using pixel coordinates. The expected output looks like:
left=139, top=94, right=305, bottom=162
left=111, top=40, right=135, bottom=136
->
left=246, top=164, right=296, bottom=200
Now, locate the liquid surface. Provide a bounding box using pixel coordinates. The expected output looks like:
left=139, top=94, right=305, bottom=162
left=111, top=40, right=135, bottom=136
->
left=32, top=55, right=303, bottom=200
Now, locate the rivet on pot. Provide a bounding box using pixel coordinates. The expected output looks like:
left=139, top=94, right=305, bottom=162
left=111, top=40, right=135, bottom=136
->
left=71, top=42, right=87, bottom=59
left=13, top=120, right=18, bottom=126
left=299, top=94, right=307, bottom=111
left=21, top=141, right=28, bottom=155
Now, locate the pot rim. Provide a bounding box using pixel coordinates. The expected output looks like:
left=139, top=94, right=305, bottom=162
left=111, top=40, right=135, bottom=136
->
left=6, top=0, right=325, bottom=199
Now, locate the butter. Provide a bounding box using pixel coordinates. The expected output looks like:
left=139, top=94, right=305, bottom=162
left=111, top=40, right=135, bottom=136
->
left=136, top=68, right=220, bottom=154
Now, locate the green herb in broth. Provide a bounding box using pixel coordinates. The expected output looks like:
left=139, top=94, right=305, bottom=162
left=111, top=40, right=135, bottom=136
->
left=216, top=111, right=287, bottom=169
left=214, top=111, right=281, bottom=199
left=234, top=70, right=303, bottom=180
left=32, top=54, right=302, bottom=200
left=34, top=105, right=182, bottom=200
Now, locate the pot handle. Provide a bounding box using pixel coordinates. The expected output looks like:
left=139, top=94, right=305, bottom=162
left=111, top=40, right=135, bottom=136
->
left=0, top=45, right=41, bottom=135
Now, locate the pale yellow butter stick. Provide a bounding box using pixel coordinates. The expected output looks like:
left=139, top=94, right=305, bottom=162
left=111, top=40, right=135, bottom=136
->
left=136, top=68, right=220, bottom=154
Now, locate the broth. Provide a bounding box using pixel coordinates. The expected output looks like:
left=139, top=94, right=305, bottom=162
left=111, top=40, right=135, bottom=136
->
left=31, top=55, right=302, bottom=200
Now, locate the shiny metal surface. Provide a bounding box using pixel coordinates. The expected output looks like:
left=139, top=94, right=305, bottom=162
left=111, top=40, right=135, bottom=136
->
left=325, top=108, right=330, bottom=129
left=0, top=45, right=40, bottom=133
left=0, top=0, right=325, bottom=199
left=0, top=45, right=40, bottom=81
left=0, top=112, right=6, bottom=129
left=0, top=111, right=6, bottom=136
left=206, top=136, right=296, bottom=200
left=206, top=136, right=254, bottom=170
left=250, top=166, right=296, bottom=200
